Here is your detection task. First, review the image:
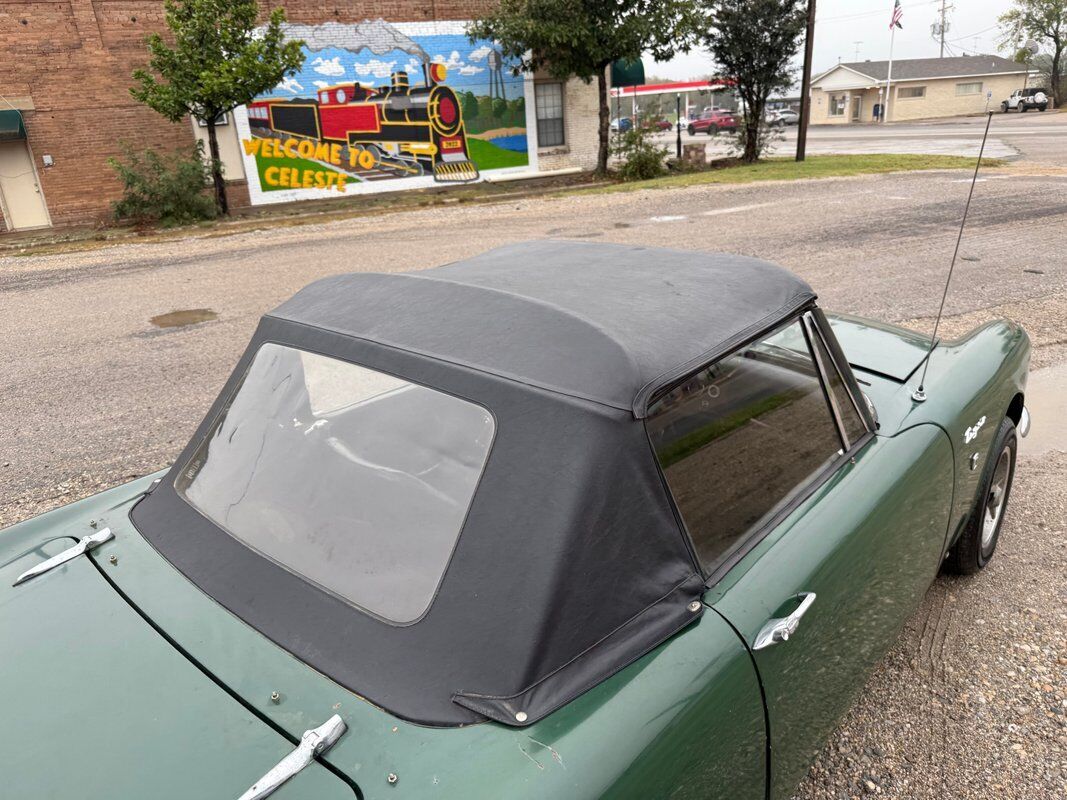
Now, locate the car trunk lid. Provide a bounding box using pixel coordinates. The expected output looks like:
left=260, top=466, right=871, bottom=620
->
left=0, top=534, right=356, bottom=800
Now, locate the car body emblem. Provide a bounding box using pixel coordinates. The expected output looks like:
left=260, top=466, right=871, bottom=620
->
left=964, top=415, right=987, bottom=444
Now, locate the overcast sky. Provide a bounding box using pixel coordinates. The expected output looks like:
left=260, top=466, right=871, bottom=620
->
left=647, top=0, right=1016, bottom=83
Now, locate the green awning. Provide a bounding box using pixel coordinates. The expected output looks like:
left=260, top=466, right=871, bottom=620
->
left=0, top=109, right=26, bottom=141
left=611, top=59, right=646, bottom=88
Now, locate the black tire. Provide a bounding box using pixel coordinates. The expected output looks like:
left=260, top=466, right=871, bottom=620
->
left=1020, top=104, right=1028, bottom=113
left=687, top=125, right=696, bottom=136
left=945, top=417, right=1017, bottom=575
left=1038, top=104, right=1047, bottom=112
left=708, top=124, right=719, bottom=135
left=1002, top=102, right=1009, bottom=113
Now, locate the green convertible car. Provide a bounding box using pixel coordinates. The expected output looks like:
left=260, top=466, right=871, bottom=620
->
left=1, top=242, right=1030, bottom=799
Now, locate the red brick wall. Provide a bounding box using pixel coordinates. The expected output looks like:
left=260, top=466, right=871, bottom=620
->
left=2, top=1, right=497, bottom=228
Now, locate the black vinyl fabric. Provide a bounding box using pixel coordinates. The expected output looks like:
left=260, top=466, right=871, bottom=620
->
left=131, top=242, right=814, bottom=727
left=268, top=241, right=814, bottom=417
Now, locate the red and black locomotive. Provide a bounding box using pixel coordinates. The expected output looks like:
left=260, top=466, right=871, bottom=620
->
left=248, top=63, right=479, bottom=183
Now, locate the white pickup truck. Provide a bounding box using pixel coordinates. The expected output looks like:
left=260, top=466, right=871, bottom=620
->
left=1002, top=88, right=1049, bottom=112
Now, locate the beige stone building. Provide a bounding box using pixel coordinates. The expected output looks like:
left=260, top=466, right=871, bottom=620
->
left=811, top=55, right=1033, bottom=124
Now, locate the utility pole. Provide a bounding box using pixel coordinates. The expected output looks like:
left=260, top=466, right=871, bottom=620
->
left=933, top=0, right=952, bottom=58
left=675, top=93, right=682, bottom=159
left=796, top=0, right=816, bottom=162
left=853, top=41, right=863, bottom=61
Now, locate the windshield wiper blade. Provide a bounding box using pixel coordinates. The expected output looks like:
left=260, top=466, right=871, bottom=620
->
left=13, top=528, right=114, bottom=586
left=237, top=714, right=347, bottom=800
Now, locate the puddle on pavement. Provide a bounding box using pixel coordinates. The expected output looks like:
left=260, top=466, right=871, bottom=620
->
left=1020, top=362, right=1067, bottom=456
left=150, top=309, right=218, bottom=328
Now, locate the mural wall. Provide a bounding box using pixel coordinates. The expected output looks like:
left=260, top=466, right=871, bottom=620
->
left=234, top=19, right=533, bottom=205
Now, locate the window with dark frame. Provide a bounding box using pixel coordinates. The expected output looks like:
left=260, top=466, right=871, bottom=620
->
left=898, top=86, right=926, bottom=99
left=807, top=322, right=868, bottom=447
left=535, top=82, right=565, bottom=148
left=646, top=317, right=848, bottom=575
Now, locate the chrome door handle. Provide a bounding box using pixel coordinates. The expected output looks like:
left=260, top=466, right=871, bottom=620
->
left=753, top=592, right=816, bottom=650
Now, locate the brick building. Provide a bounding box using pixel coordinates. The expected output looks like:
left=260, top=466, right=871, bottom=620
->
left=0, top=1, right=601, bottom=232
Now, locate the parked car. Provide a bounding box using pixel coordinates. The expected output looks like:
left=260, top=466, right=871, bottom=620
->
left=688, top=109, right=739, bottom=135
left=1, top=242, right=1031, bottom=800
left=644, top=117, right=675, bottom=131
left=610, top=116, right=633, bottom=133
left=1002, top=87, right=1048, bottom=112
left=768, top=108, right=800, bottom=126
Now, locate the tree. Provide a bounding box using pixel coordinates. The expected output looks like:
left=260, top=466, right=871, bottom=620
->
left=468, top=0, right=703, bottom=175
left=462, top=90, right=480, bottom=123
left=130, top=0, right=304, bottom=214
left=1000, top=0, right=1066, bottom=107
left=702, top=0, right=806, bottom=163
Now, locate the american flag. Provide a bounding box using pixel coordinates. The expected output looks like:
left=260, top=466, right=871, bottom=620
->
left=890, top=0, right=904, bottom=29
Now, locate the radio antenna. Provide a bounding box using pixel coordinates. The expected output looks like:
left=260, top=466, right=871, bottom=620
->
left=912, top=110, right=994, bottom=403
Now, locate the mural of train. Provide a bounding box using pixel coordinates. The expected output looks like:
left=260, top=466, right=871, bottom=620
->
left=248, top=62, right=479, bottom=183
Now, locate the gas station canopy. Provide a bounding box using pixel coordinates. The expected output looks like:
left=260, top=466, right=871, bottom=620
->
left=611, top=79, right=733, bottom=100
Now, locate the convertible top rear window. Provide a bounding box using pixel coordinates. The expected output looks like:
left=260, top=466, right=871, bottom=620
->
left=175, top=343, right=495, bottom=624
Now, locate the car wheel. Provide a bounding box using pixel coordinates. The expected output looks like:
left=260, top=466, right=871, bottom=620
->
left=687, top=125, right=695, bottom=136
left=945, top=417, right=1017, bottom=575
left=1020, top=104, right=1028, bottom=113
left=1039, top=104, right=1047, bottom=112
left=1001, top=102, right=1009, bottom=113
left=708, top=125, right=719, bottom=135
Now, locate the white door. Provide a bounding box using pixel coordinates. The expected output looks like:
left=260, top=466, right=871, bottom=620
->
left=0, top=140, right=50, bottom=230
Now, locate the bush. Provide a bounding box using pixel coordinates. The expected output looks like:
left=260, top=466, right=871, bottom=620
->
left=109, top=141, right=217, bottom=227
left=615, top=126, right=668, bottom=181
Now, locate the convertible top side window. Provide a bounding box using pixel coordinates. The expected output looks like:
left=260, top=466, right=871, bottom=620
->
left=646, top=317, right=845, bottom=575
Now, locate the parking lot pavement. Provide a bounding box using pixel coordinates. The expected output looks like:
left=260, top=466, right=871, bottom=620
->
left=654, top=109, right=1067, bottom=164
left=1, top=162, right=1064, bottom=799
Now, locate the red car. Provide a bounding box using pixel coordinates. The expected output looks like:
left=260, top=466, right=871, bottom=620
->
left=688, top=110, right=738, bottom=136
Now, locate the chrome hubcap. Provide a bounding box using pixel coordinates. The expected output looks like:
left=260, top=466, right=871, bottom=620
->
left=981, top=445, right=1012, bottom=550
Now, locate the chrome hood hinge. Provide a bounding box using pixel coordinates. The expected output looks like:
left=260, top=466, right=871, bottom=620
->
left=13, top=528, right=114, bottom=586
left=237, top=714, right=347, bottom=800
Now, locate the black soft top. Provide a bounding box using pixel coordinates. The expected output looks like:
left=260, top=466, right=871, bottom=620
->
left=271, top=240, right=814, bottom=416
left=133, top=242, right=816, bottom=727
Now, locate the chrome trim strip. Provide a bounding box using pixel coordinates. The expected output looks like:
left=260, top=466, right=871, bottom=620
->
left=803, top=315, right=851, bottom=451
left=810, top=314, right=872, bottom=435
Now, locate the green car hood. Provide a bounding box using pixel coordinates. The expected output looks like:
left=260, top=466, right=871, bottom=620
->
left=827, top=312, right=932, bottom=382
left=0, top=515, right=355, bottom=800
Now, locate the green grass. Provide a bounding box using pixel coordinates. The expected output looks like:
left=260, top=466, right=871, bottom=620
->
left=656, top=391, right=798, bottom=468
left=585, top=154, right=1004, bottom=194
left=467, top=137, right=529, bottom=171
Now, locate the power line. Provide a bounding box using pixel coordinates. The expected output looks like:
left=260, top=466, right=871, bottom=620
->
left=818, top=0, right=939, bottom=25
left=947, top=24, right=999, bottom=43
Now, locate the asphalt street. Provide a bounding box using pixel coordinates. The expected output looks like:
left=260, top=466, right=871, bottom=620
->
left=657, top=109, right=1067, bottom=162
left=1, top=118, right=1064, bottom=799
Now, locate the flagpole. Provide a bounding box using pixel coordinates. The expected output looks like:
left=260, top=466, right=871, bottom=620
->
left=884, top=22, right=896, bottom=123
